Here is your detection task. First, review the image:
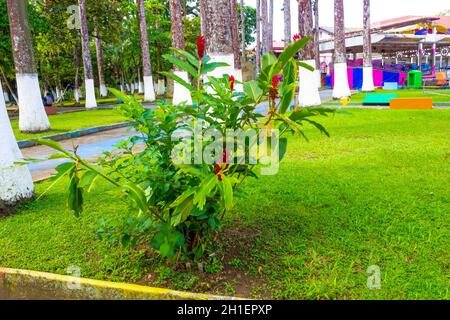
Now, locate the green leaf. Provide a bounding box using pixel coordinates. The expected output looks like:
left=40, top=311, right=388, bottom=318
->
left=160, top=71, right=196, bottom=91
left=278, top=85, right=296, bottom=114
left=193, top=174, right=218, bottom=210
left=270, top=36, right=311, bottom=78
left=163, top=54, right=198, bottom=78
left=303, top=119, right=330, bottom=137
left=68, top=174, right=83, bottom=217
left=170, top=47, right=199, bottom=67
left=220, top=175, right=233, bottom=211
left=243, top=80, right=263, bottom=103
left=261, top=52, right=277, bottom=70
left=79, top=170, right=98, bottom=189
left=278, top=138, right=288, bottom=161
left=201, top=62, right=229, bottom=75
left=122, top=183, right=148, bottom=213
left=35, top=139, right=72, bottom=157
left=159, top=242, right=173, bottom=258
left=109, top=87, right=127, bottom=101
left=297, top=61, right=315, bottom=72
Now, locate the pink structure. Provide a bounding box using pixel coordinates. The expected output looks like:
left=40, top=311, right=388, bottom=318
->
left=373, top=70, right=383, bottom=87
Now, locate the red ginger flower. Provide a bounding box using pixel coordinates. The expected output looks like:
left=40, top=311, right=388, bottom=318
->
left=197, top=36, right=206, bottom=60
left=214, top=150, right=229, bottom=182
left=269, top=75, right=280, bottom=101
left=228, top=75, right=235, bottom=92
left=293, top=34, right=301, bottom=41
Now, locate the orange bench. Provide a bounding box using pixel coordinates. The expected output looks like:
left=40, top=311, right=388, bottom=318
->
left=390, top=98, right=433, bottom=109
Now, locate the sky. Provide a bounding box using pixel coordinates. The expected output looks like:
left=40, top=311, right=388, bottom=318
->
left=244, top=0, right=450, bottom=41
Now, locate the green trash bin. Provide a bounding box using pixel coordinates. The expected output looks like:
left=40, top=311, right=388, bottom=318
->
left=407, top=70, right=422, bottom=88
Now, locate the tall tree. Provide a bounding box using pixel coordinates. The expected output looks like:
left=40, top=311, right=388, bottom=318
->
left=78, top=0, right=97, bottom=108
left=170, top=0, right=192, bottom=105
left=94, top=27, right=108, bottom=97
left=297, top=0, right=321, bottom=106
left=6, top=0, right=50, bottom=132
left=0, top=79, right=34, bottom=215
left=332, top=0, right=351, bottom=98
left=73, top=44, right=82, bottom=103
left=267, top=0, right=273, bottom=52
left=230, top=0, right=241, bottom=70
left=283, top=0, right=291, bottom=48
left=202, top=0, right=234, bottom=78
left=313, top=0, right=320, bottom=69
left=361, top=0, right=374, bottom=91
left=256, top=0, right=261, bottom=72
left=240, top=0, right=245, bottom=64
left=261, top=0, right=268, bottom=55
left=137, top=0, right=156, bottom=102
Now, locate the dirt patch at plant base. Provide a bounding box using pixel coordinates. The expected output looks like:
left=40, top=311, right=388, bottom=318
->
left=137, top=222, right=271, bottom=299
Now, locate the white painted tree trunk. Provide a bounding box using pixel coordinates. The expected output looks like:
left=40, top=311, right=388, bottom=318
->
left=0, top=80, right=34, bottom=214
left=130, top=83, right=135, bottom=93
left=143, top=76, right=156, bottom=102
left=233, top=69, right=243, bottom=92
left=298, top=60, right=321, bottom=107
left=172, top=71, right=192, bottom=105
left=206, top=54, right=235, bottom=94
left=4, top=90, right=10, bottom=102
left=99, top=84, right=108, bottom=97
left=361, top=66, right=375, bottom=92
left=74, top=88, right=80, bottom=103
left=16, top=74, right=50, bottom=132
left=314, top=70, right=321, bottom=88
left=157, top=79, right=165, bottom=96
left=84, top=79, right=97, bottom=109
left=138, top=82, right=144, bottom=94
left=55, top=86, right=61, bottom=99
left=332, top=62, right=351, bottom=99
left=126, top=83, right=131, bottom=92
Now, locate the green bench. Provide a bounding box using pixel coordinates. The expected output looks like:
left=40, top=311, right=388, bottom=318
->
left=362, top=93, right=398, bottom=105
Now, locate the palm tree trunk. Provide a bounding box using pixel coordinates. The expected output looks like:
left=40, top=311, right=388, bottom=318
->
left=299, top=0, right=314, bottom=59
left=73, top=44, right=81, bottom=103
left=137, top=0, right=156, bottom=101
left=6, top=0, right=50, bottom=132
left=203, top=0, right=234, bottom=79
left=94, top=27, right=108, bottom=97
left=298, top=0, right=321, bottom=106
left=78, top=0, right=97, bottom=108
left=0, top=78, right=34, bottom=215
left=332, top=0, right=351, bottom=99
left=240, top=0, right=245, bottom=64
left=170, top=0, right=192, bottom=105
left=230, top=0, right=241, bottom=69
left=361, top=0, right=374, bottom=91
left=261, top=0, right=268, bottom=55
left=313, top=0, right=320, bottom=69
left=267, top=0, right=273, bottom=52
left=283, top=0, right=291, bottom=47
left=256, top=0, right=261, bottom=72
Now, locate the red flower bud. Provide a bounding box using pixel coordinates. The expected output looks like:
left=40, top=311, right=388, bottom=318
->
left=214, top=164, right=223, bottom=181
left=228, top=75, right=235, bottom=92
left=293, top=34, right=301, bottom=41
left=272, top=75, right=280, bottom=87
left=197, top=36, right=206, bottom=60
left=270, top=75, right=280, bottom=101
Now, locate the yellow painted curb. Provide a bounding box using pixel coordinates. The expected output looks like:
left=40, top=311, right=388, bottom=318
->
left=0, top=267, right=245, bottom=300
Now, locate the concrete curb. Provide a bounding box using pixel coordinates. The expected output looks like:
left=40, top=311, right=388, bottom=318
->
left=0, top=267, right=244, bottom=300
left=18, top=122, right=134, bottom=149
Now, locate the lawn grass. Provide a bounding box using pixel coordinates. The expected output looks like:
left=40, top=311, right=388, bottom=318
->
left=323, top=88, right=450, bottom=105
left=0, top=109, right=449, bottom=299
left=12, top=109, right=129, bottom=141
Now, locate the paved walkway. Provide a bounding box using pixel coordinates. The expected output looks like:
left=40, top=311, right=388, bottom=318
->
left=22, top=127, right=137, bottom=182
